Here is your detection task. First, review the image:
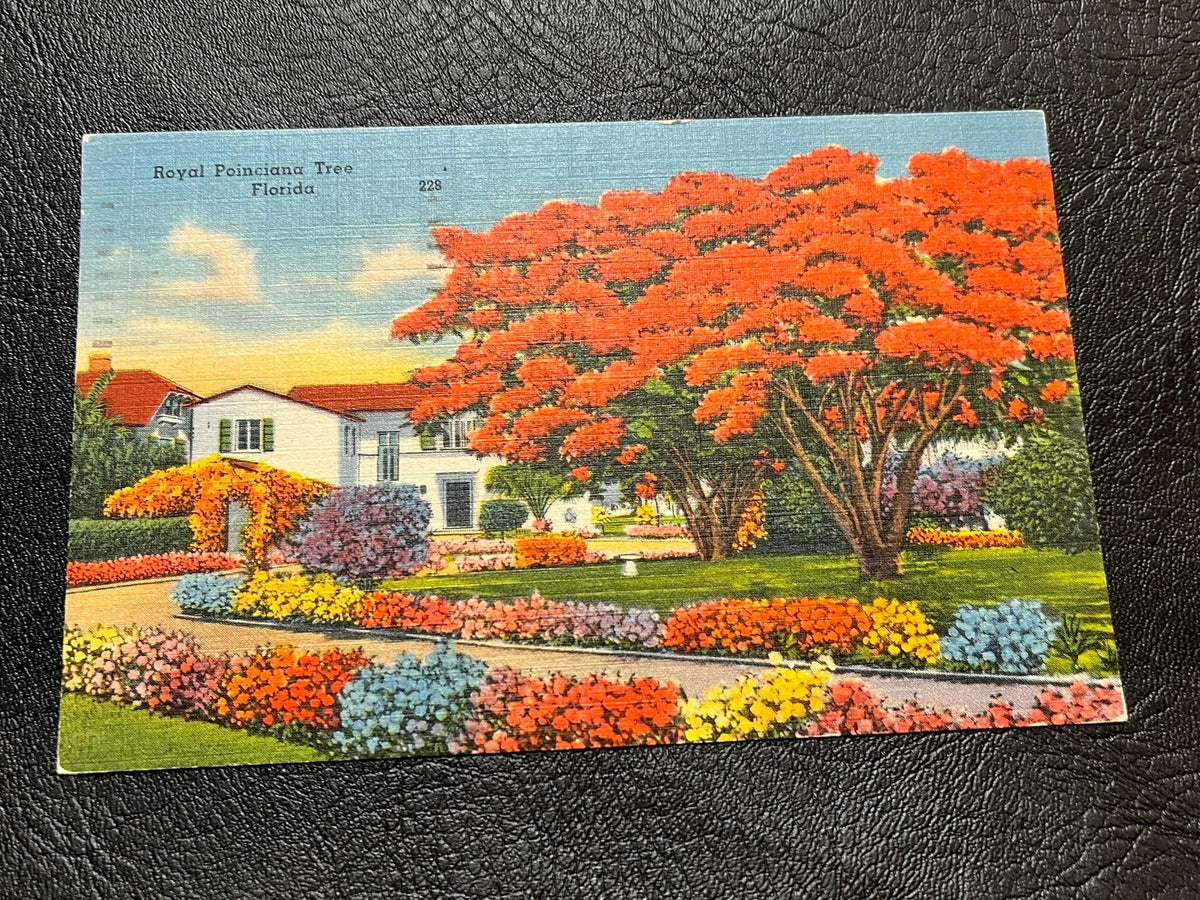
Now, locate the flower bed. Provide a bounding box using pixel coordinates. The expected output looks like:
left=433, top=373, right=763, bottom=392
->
left=61, top=626, right=1125, bottom=761
left=66, top=551, right=242, bottom=588
left=661, top=597, right=874, bottom=657
left=905, top=527, right=1025, bottom=549
left=459, top=668, right=682, bottom=752
left=514, top=534, right=590, bottom=568
left=624, top=523, right=691, bottom=539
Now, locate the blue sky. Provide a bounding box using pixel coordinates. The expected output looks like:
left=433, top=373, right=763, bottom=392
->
left=77, top=111, right=1050, bottom=394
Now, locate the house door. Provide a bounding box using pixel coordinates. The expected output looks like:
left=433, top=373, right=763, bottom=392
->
left=443, top=480, right=473, bottom=529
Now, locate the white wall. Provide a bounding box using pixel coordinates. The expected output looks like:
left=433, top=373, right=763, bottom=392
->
left=190, top=388, right=350, bottom=485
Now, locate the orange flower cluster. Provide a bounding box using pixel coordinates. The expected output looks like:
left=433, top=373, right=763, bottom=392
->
left=211, top=645, right=367, bottom=731
left=462, top=667, right=682, bottom=752
left=352, top=593, right=464, bottom=634
left=906, top=527, right=1025, bottom=549
left=66, top=551, right=241, bottom=588
left=104, top=457, right=328, bottom=571
left=732, top=490, right=767, bottom=551
left=661, top=597, right=872, bottom=656
left=513, top=534, right=590, bottom=568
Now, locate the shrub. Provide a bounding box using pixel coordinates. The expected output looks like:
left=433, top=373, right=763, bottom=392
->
left=460, top=668, right=682, bottom=752
left=67, top=517, right=193, bottom=562
left=861, top=599, right=940, bottom=665
left=211, top=645, right=367, bottom=733
left=757, top=468, right=848, bottom=555
left=479, top=499, right=528, bottom=536
left=288, top=484, right=431, bottom=584
left=172, top=573, right=245, bottom=615
left=624, top=523, right=691, bottom=539
left=61, top=625, right=232, bottom=716
left=661, top=597, right=872, bottom=657
left=984, top=430, right=1101, bottom=550
left=513, top=534, right=589, bottom=568
left=905, top=528, right=1025, bottom=549
left=66, top=551, right=241, bottom=587
left=333, top=642, right=487, bottom=757
left=232, top=572, right=363, bottom=625
left=940, top=598, right=1057, bottom=674
left=681, top=656, right=831, bottom=742
left=733, top=490, right=767, bottom=551
left=103, top=456, right=329, bottom=571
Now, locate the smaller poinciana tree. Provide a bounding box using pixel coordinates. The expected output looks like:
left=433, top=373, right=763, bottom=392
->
left=288, top=484, right=432, bottom=585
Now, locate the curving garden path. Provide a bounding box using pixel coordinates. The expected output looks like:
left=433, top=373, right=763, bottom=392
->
left=64, top=577, right=1101, bottom=714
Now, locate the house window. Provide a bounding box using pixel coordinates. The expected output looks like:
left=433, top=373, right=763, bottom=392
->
left=442, top=416, right=477, bottom=450
left=443, top=479, right=474, bottom=529
left=343, top=425, right=357, bottom=455
left=377, top=431, right=400, bottom=482
left=161, top=395, right=183, bottom=418
left=236, top=419, right=261, bottom=451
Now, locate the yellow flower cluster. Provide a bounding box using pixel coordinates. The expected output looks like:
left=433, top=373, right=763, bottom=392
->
left=61, top=624, right=139, bottom=691
left=733, top=490, right=767, bottom=551
left=681, top=654, right=832, bottom=742
left=232, top=572, right=363, bottom=625
left=633, top=503, right=658, bottom=524
left=862, top=598, right=941, bottom=664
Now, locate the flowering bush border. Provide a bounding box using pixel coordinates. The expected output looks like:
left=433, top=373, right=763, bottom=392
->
left=67, top=552, right=242, bottom=588
left=62, top=625, right=1125, bottom=763
left=906, top=527, right=1025, bottom=549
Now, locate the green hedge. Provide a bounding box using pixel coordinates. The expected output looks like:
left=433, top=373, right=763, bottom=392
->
left=68, top=517, right=194, bottom=562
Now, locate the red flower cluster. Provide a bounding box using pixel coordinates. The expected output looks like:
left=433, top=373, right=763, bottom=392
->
left=211, top=645, right=367, bottom=731
left=807, top=677, right=1124, bottom=736
left=461, top=667, right=682, bottom=752
left=353, top=593, right=463, bottom=634
left=513, top=534, right=590, bottom=568
left=661, top=597, right=872, bottom=656
left=66, top=551, right=241, bottom=588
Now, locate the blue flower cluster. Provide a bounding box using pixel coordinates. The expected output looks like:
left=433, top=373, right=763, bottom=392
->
left=941, top=598, right=1058, bottom=674
left=171, top=573, right=245, bottom=615
left=333, top=641, right=487, bottom=757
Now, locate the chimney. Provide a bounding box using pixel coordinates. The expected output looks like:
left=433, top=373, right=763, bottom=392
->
left=88, top=352, right=113, bottom=374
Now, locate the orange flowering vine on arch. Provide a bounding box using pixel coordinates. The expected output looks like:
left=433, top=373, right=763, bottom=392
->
left=394, top=147, right=1076, bottom=577
left=103, top=456, right=329, bottom=571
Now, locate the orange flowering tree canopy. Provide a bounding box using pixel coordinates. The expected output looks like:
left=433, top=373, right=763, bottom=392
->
left=394, top=147, right=1076, bottom=577
left=103, top=456, right=329, bottom=571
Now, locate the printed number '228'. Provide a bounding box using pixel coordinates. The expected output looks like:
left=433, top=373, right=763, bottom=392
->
left=419, top=179, right=442, bottom=191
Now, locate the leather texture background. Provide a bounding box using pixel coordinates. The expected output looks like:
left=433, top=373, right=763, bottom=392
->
left=3, top=2, right=1198, bottom=897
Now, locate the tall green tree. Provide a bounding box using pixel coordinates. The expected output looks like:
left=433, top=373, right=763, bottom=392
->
left=71, top=374, right=187, bottom=518
left=484, top=462, right=582, bottom=522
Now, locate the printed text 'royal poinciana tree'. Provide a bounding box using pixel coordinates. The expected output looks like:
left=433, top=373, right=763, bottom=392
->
left=393, top=147, right=1077, bottom=577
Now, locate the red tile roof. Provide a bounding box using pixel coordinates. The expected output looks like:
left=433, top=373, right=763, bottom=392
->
left=287, top=382, right=434, bottom=413
left=194, top=385, right=365, bottom=422
left=75, top=370, right=200, bottom=427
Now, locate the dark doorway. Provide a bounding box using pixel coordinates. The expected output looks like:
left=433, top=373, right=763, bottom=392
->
left=443, top=480, right=473, bottom=529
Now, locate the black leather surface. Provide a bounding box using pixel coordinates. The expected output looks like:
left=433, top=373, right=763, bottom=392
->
left=3, top=2, right=1198, bottom=897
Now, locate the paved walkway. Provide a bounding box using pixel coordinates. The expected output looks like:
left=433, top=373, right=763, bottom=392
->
left=64, top=578, right=1090, bottom=713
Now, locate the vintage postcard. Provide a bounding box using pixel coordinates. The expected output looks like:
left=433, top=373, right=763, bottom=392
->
left=62, top=112, right=1124, bottom=773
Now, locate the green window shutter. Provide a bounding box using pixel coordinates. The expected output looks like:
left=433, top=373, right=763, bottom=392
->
left=419, top=428, right=436, bottom=451
left=218, top=418, right=232, bottom=453
left=261, top=418, right=274, bottom=451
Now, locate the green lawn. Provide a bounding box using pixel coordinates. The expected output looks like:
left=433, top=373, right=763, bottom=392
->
left=384, top=548, right=1112, bottom=633
left=58, top=694, right=330, bottom=773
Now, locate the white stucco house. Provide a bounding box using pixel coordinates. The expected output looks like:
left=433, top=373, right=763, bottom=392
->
left=187, top=382, right=590, bottom=533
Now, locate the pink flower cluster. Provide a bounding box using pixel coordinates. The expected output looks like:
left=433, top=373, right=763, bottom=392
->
left=624, top=523, right=692, bottom=539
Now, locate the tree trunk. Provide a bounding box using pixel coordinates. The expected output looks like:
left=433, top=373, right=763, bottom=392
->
left=856, top=536, right=903, bottom=580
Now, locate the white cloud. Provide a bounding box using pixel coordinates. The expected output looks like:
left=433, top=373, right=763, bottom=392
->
left=347, top=243, right=449, bottom=295
left=162, top=222, right=263, bottom=303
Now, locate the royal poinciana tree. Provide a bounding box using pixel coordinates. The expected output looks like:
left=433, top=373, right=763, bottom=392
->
left=394, top=147, right=1077, bottom=577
